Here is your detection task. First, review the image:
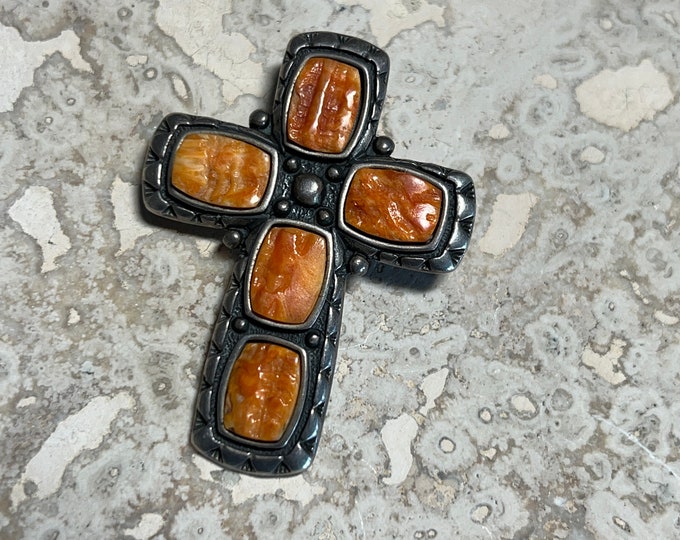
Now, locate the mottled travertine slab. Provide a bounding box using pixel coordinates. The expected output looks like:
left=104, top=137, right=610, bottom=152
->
left=2, top=0, right=679, bottom=538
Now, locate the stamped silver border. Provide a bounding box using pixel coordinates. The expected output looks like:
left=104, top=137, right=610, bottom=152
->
left=215, top=335, right=308, bottom=449
left=243, top=219, right=334, bottom=331
left=167, top=129, right=279, bottom=215
left=281, top=51, right=373, bottom=160
left=337, top=162, right=450, bottom=252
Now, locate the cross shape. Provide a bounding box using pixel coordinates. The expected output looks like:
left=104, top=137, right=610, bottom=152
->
left=142, top=32, right=475, bottom=477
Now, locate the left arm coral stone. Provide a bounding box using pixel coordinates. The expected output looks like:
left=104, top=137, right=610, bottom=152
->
left=171, top=133, right=271, bottom=208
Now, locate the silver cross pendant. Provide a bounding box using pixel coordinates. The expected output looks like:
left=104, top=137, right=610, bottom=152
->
left=142, top=32, right=475, bottom=476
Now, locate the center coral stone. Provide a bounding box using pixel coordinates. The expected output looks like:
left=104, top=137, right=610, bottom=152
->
left=223, top=341, right=301, bottom=442
left=344, top=167, right=443, bottom=243
left=287, top=57, right=362, bottom=154
left=171, top=133, right=271, bottom=208
left=250, top=226, right=328, bottom=325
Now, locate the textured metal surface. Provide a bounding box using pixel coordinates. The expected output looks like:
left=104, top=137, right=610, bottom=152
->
left=142, top=31, right=475, bottom=476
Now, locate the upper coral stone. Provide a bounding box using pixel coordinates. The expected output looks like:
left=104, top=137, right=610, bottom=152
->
left=287, top=57, right=362, bottom=154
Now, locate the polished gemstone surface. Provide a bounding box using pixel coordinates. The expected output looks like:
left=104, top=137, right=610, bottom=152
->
left=287, top=57, right=362, bottom=154
left=250, top=226, right=327, bottom=324
left=223, top=342, right=301, bottom=442
left=344, top=167, right=443, bottom=243
left=171, top=133, right=270, bottom=208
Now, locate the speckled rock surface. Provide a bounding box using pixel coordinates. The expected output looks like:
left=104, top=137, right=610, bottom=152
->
left=2, top=1, right=679, bottom=538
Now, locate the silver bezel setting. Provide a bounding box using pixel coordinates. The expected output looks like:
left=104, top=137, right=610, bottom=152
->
left=243, top=219, right=334, bottom=331
left=281, top=51, right=373, bottom=160
left=337, top=162, right=450, bottom=252
left=168, top=130, right=279, bottom=215
left=216, top=335, right=308, bottom=449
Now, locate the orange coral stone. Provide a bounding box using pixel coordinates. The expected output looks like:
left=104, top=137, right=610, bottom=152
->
left=223, top=342, right=301, bottom=442
left=287, top=57, right=362, bottom=154
left=250, top=226, right=327, bottom=325
left=171, top=133, right=270, bottom=208
left=344, top=167, right=443, bottom=243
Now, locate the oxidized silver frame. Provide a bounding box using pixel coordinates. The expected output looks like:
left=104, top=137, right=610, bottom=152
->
left=142, top=32, right=476, bottom=476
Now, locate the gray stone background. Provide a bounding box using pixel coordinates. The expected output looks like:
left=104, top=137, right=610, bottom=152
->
left=1, top=0, right=679, bottom=538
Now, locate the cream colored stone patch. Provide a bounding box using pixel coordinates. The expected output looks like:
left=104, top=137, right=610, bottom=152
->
left=11, top=393, right=134, bottom=508
left=112, top=176, right=155, bottom=255
left=9, top=186, right=72, bottom=272
left=581, top=339, right=627, bottom=385
left=419, top=368, right=448, bottom=416
left=580, top=146, right=605, bottom=164
left=575, top=59, right=673, bottom=132
left=382, top=413, right=418, bottom=485
left=169, top=73, right=190, bottom=102
left=17, top=396, right=36, bottom=408
left=511, top=394, right=537, bottom=415
left=338, top=0, right=445, bottom=47
left=620, top=269, right=651, bottom=305
left=231, top=475, right=324, bottom=505
left=126, top=54, right=148, bottom=67
left=480, top=447, right=497, bottom=460
left=67, top=308, right=81, bottom=325
left=471, top=503, right=491, bottom=523
left=195, top=238, right=220, bottom=258
left=489, top=123, right=511, bottom=140
left=654, top=311, right=679, bottom=325
left=123, top=513, right=165, bottom=540
left=378, top=313, right=392, bottom=332
left=156, top=0, right=262, bottom=104
left=534, top=73, right=557, bottom=89
left=0, top=25, right=91, bottom=112
left=479, top=193, right=538, bottom=256
left=599, top=18, right=613, bottom=30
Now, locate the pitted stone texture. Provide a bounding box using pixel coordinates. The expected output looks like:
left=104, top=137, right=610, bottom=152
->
left=223, top=342, right=301, bottom=442
left=344, top=167, right=443, bottom=243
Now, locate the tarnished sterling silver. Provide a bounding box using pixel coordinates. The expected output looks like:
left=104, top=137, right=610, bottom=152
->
left=142, top=32, right=475, bottom=476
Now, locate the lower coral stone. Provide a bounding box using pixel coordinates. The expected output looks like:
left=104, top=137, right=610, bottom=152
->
left=344, top=167, right=443, bottom=243
left=250, top=226, right=327, bottom=325
left=223, top=342, right=301, bottom=443
left=171, top=132, right=271, bottom=208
